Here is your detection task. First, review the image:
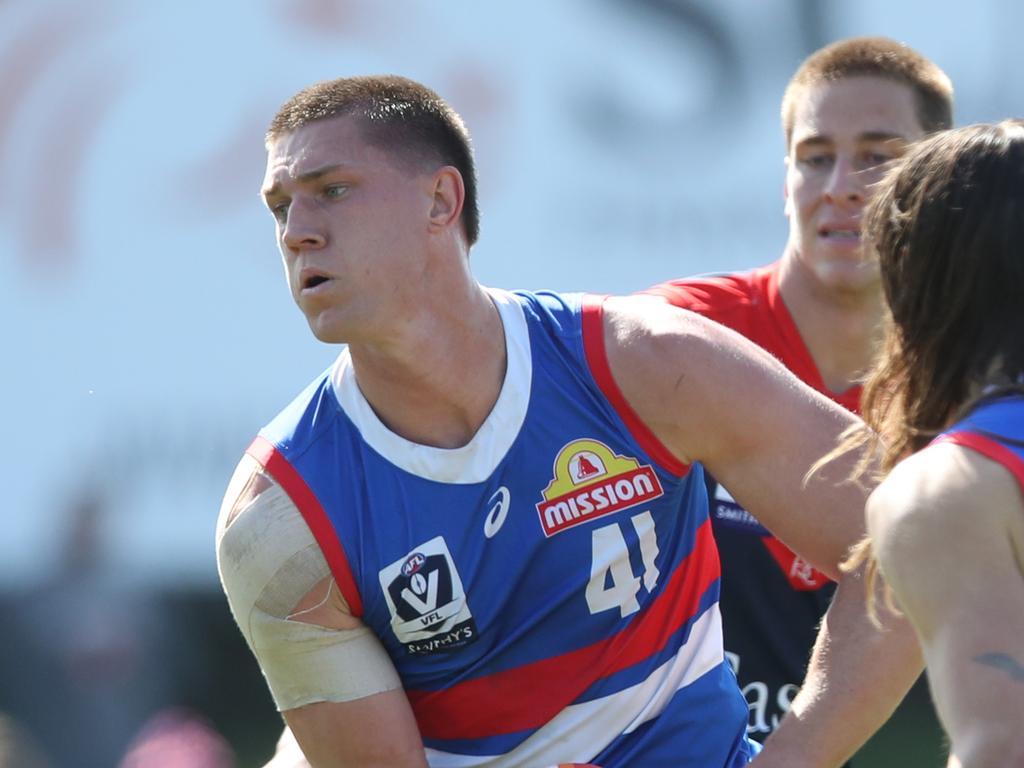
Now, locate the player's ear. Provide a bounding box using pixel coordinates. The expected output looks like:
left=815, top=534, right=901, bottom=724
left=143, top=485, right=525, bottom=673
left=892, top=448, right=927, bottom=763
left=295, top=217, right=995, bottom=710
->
left=428, top=166, right=465, bottom=234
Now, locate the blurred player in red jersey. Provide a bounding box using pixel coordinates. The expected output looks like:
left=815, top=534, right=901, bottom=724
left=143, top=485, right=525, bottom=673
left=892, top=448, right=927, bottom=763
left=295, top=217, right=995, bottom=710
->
left=645, top=37, right=953, bottom=752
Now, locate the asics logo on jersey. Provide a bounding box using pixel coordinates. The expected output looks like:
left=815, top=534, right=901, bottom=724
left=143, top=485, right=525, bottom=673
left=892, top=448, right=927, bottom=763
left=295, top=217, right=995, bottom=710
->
left=483, top=486, right=511, bottom=538
left=537, top=439, right=664, bottom=537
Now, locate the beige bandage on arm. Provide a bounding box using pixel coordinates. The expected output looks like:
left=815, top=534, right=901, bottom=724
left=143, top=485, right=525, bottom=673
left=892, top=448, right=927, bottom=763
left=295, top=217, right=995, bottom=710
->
left=216, top=455, right=401, bottom=711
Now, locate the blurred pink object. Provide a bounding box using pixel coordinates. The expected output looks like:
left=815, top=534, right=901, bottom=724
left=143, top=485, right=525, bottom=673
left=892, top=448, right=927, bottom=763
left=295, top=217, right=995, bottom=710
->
left=118, top=708, right=234, bottom=768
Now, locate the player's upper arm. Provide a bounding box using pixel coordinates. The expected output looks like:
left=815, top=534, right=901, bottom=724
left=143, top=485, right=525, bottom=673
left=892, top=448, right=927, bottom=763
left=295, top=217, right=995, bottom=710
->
left=216, top=454, right=422, bottom=766
left=601, top=294, right=870, bottom=577
left=868, top=442, right=1024, bottom=767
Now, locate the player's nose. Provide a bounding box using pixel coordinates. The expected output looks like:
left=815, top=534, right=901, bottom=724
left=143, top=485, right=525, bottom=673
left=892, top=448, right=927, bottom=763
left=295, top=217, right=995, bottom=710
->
left=823, top=156, right=864, bottom=206
left=282, top=199, right=327, bottom=251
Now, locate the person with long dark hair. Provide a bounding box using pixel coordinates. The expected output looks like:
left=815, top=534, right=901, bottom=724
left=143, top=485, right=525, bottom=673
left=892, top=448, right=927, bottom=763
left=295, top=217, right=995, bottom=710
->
left=851, top=119, right=1024, bottom=768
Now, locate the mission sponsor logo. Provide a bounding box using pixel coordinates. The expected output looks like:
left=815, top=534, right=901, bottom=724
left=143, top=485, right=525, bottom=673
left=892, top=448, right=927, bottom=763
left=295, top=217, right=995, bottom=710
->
left=378, top=536, right=478, bottom=655
left=536, top=439, right=664, bottom=536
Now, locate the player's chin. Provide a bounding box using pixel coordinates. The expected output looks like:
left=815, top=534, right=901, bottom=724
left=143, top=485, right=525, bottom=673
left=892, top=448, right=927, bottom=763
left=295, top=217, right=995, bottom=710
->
left=817, top=258, right=881, bottom=293
left=305, top=314, right=349, bottom=345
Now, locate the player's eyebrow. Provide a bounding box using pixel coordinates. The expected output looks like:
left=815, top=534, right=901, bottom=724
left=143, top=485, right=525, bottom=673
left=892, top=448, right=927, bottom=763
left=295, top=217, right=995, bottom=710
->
left=262, top=163, right=353, bottom=200
left=796, top=130, right=908, bottom=150
left=793, top=135, right=833, bottom=151
left=856, top=131, right=909, bottom=143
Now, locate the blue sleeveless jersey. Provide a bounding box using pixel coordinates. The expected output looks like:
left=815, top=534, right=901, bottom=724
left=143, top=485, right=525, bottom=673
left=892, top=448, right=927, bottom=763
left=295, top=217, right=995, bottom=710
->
left=247, top=290, right=755, bottom=767
left=935, top=395, right=1024, bottom=490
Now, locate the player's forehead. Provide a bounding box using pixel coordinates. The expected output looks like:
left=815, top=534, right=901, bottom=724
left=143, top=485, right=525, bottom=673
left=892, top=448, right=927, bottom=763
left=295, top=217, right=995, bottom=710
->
left=789, top=76, right=925, bottom=150
left=262, top=115, right=375, bottom=190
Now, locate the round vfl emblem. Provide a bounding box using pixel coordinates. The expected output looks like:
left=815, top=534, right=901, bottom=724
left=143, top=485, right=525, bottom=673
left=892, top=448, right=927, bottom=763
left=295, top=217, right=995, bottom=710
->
left=409, top=572, right=428, bottom=595
left=402, top=552, right=426, bottom=577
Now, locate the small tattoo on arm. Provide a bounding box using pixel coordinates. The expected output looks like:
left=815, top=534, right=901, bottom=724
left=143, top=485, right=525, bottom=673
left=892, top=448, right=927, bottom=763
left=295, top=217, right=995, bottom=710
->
left=973, top=652, right=1024, bottom=682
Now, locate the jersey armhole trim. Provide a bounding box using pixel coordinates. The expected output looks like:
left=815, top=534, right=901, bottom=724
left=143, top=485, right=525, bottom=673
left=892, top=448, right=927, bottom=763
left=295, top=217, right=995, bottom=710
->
left=581, top=294, right=690, bottom=477
left=246, top=435, right=365, bottom=618
left=934, top=431, right=1024, bottom=492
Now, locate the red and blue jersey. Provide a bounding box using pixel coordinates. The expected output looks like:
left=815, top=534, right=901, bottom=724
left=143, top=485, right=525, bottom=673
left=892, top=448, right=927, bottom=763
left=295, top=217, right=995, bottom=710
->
left=935, top=394, right=1024, bottom=490
left=247, top=290, right=755, bottom=767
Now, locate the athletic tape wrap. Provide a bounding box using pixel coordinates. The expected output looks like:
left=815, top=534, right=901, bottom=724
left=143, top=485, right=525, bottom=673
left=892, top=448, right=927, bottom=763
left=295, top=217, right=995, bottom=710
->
left=216, top=458, right=402, bottom=710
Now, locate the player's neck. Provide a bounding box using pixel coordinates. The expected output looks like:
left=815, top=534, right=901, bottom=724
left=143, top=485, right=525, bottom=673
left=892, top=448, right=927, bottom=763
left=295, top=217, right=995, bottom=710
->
left=778, top=256, right=885, bottom=395
left=347, top=283, right=507, bottom=449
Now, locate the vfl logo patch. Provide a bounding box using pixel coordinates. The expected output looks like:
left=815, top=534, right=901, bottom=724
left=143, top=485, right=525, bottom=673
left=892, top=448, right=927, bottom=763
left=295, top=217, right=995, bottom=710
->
left=536, top=439, right=664, bottom=537
left=379, top=536, right=478, bottom=655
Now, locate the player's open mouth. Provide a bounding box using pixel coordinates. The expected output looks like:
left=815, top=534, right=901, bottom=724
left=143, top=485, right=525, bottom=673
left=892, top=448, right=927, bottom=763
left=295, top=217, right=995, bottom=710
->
left=299, top=270, right=332, bottom=291
left=819, top=228, right=860, bottom=241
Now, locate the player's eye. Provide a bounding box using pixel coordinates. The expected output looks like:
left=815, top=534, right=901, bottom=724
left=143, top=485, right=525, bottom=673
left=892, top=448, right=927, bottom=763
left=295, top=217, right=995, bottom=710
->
left=861, top=152, right=892, bottom=168
left=271, top=201, right=290, bottom=223
left=801, top=154, right=833, bottom=170
left=324, top=184, right=348, bottom=200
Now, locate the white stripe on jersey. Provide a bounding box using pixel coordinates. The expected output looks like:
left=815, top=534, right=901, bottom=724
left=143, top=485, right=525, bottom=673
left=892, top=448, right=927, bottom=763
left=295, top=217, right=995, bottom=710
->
left=423, top=603, right=725, bottom=768
left=331, top=288, right=532, bottom=484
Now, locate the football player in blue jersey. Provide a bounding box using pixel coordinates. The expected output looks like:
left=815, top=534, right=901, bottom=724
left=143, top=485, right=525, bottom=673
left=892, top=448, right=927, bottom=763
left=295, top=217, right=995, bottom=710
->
left=845, top=120, right=1024, bottom=768
left=216, top=75, right=920, bottom=767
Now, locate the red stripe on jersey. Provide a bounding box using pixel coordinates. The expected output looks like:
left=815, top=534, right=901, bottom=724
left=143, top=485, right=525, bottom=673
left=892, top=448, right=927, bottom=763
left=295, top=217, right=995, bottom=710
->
left=580, top=294, right=690, bottom=477
left=245, top=436, right=364, bottom=617
left=935, top=431, right=1024, bottom=490
left=407, top=518, right=720, bottom=739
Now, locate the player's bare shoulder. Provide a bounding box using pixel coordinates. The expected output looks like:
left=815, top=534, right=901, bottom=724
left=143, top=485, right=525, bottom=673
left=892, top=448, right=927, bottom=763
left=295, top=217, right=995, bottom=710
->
left=601, top=294, right=811, bottom=461
left=868, top=440, right=1024, bottom=594
left=603, top=293, right=720, bottom=347
left=603, top=293, right=794, bottom=389
left=869, top=443, right=995, bottom=547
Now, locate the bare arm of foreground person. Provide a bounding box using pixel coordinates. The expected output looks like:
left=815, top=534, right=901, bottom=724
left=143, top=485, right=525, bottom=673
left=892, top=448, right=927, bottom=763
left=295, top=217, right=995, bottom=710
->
left=868, top=443, right=1024, bottom=768
left=755, top=564, right=922, bottom=767
left=601, top=295, right=866, bottom=577
left=601, top=295, right=923, bottom=767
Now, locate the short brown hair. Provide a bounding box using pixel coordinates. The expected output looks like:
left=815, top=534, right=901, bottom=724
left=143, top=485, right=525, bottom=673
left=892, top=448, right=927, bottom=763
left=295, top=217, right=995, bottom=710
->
left=268, top=75, right=480, bottom=246
left=781, top=37, right=953, bottom=150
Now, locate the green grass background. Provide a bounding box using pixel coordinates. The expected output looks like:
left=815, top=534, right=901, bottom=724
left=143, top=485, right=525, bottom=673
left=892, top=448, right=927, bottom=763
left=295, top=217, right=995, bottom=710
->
left=852, top=675, right=948, bottom=767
